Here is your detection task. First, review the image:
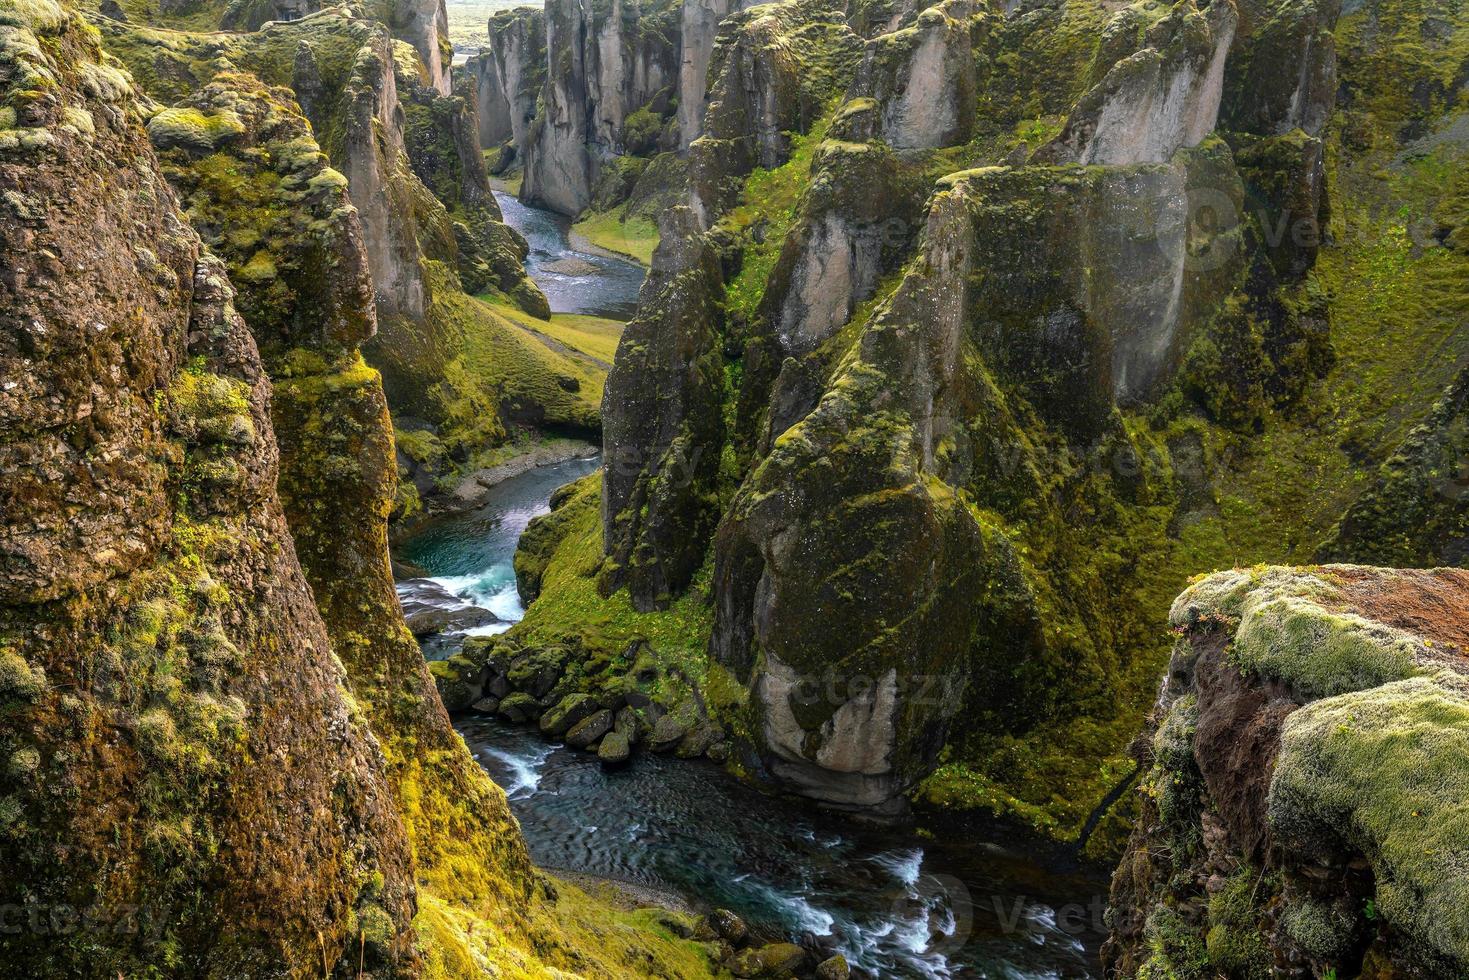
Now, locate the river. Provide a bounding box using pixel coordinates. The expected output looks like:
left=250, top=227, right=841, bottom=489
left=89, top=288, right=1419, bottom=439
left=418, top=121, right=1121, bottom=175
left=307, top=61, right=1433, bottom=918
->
left=393, top=195, right=1109, bottom=979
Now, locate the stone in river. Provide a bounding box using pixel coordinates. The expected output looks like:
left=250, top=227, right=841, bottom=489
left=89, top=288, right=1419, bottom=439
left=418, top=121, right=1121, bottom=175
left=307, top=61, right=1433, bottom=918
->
left=497, top=692, right=541, bottom=724
left=815, top=954, right=851, bottom=980
left=539, top=692, right=598, bottom=736
left=597, top=731, right=631, bottom=766
left=565, top=709, right=614, bottom=749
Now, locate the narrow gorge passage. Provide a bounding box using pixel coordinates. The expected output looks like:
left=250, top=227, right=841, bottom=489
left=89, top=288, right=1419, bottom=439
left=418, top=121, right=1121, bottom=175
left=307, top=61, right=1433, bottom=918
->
left=394, top=196, right=1111, bottom=979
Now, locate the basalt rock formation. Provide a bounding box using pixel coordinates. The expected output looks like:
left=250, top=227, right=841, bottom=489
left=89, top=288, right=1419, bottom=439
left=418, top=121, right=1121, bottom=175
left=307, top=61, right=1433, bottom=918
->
left=520, top=0, right=683, bottom=216
left=505, top=0, right=1469, bottom=859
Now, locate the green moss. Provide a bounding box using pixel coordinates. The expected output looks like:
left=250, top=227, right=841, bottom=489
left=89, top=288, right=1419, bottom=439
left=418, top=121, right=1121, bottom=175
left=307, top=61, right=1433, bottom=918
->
left=1270, top=675, right=1469, bottom=972
left=1138, top=907, right=1211, bottom=980
left=0, top=648, right=46, bottom=706
left=1280, top=898, right=1356, bottom=962
left=1205, top=869, right=1274, bottom=979
left=1232, top=593, right=1423, bottom=698
left=145, top=107, right=246, bottom=153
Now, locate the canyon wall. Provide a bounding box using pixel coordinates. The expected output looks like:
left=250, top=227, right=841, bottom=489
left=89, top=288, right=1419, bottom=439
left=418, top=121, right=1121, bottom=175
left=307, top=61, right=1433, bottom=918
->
left=502, top=0, right=1469, bottom=864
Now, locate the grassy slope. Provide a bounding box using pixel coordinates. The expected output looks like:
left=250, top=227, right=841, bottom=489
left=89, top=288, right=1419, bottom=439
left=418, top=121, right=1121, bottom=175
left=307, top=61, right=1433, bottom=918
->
left=486, top=299, right=627, bottom=367
left=570, top=209, right=660, bottom=266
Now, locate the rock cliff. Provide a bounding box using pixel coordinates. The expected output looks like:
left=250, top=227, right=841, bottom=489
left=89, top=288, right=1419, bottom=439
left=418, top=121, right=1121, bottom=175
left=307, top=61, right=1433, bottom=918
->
left=505, top=0, right=1469, bottom=858
left=468, top=6, right=545, bottom=160
left=0, top=7, right=418, bottom=970
left=520, top=0, right=682, bottom=216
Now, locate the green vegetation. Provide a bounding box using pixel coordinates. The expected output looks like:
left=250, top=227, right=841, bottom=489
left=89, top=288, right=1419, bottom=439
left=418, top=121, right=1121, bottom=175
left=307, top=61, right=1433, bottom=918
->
left=571, top=208, right=659, bottom=266
left=484, top=298, right=626, bottom=366
left=1271, top=675, right=1469, bottom=971
left=1204, top=869, right=1274, bottom=979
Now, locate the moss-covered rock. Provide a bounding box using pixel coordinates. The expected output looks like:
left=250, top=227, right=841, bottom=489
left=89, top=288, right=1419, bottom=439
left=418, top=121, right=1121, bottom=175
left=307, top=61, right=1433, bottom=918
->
left=601, top=208, right=729, bottom=610
left=847, top=0, right=978, bottom=151
left=1106, top=565, right=1469, bottom=977
left=0, top=9, right=419, bottom=968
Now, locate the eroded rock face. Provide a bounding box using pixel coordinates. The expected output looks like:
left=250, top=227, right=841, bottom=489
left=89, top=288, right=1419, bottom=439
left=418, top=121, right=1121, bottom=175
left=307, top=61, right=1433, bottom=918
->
left=951, top=142, right=1246, bottom=417
left=689, top=0, right=862, bottom=221
left=1223, top=0, right=1339, bottom=137
left=372, top=0, right=453, bottom=95
left=1033, top=0, right=1237, bottom=166
left=847, top=0, right=977, bottom=151
left=343, top=30, right=434, bottom=323
left=760, top=125, right=922, bottom=358
left=601, top=207, right=727, bottom=610
left=471, top=6, right=546, bottom=155
left=521, top=0, right=681, bottom=215
left=0, top=5, right=418, bottom=971
left=676, top=0, right=760, bottom=149
left=1105, top=567, right=1469, bottom=979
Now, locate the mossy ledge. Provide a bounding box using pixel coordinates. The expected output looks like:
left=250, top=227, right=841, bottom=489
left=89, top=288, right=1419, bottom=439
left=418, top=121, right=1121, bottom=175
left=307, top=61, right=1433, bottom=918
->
left=1105, top=565, right=1469, bottom=978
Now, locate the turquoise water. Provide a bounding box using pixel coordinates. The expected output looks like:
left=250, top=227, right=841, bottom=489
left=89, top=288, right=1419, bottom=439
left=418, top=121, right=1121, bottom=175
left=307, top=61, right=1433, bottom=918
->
left=396, top=460, right=1108, bottom=979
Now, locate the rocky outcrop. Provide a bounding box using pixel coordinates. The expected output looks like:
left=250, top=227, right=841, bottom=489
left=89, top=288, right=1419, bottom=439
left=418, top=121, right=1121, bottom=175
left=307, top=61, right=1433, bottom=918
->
left=1105, top=566, right=1469, bottom=978
left=366, top=0, right=453, bottom=96
left=959, top=142, right=1247, bottom=416
left=0, top=6, right=419, bottom=970
left=675, top=0, right=758, bottom=149
left=1033, top=0, right=1237, bottom=166
left=846, top=0, right=978, bottom=151
left=470, top=6, right=546, bottom=157
left=398, top=43, right=492, bottom=212
left=1223, top=0, right=1339, bottom=138
left=601, top=207, right=727, bottom=609
left=521, top=0, right=682, bottom=216
left=757, top=117, right=923, bottom=360
left=710, top=171, right=1048, bottom=812
left=689, top=0, right=863, bottom=221
left=342, top=30, right=438, bottom=324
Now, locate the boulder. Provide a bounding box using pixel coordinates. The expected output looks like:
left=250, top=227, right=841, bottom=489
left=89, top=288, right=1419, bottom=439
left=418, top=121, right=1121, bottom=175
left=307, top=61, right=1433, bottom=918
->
left=614, top=705, right=640, bottom=744
left=498, top=692, right=543, bottom=724
left=675, top=723, right=722, bottom=759
left=540, top=693, right=600, bottom=736
left=815, top=954, right=850, bottom=980
left=566, top=709, right=615, bottom=749
left=470, top=697, right=501, bottom=715
left=647, top=713, right=690, bottom=752
left=428, top=651, right=488, bottom=712
left=598, top=731, right=632, bottom=766
left=708, top=908, right=749, bottom=946
left=729, top=942, right=807, bottom=978
left=507, top=646, right=572, bottom=699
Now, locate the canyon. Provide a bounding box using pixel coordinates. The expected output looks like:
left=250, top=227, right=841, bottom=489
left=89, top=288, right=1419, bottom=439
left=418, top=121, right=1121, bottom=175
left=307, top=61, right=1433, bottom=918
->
left=1, top=0, right=1467, bottom=976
